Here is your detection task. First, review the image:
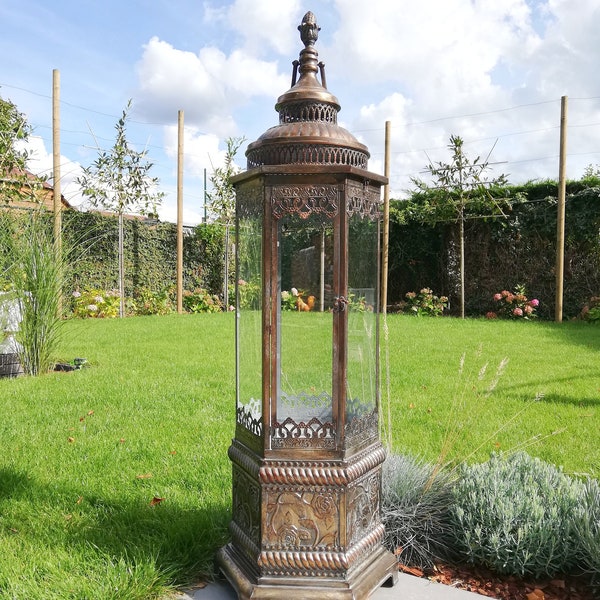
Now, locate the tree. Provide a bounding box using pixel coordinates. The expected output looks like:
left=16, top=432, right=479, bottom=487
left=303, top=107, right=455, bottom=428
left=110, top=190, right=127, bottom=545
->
left=412, top=135, right=508, bottom=318
left=207, top=136, right=245, bottom=307
left=77, top=101, right=164, bottom=317
left=0, top=94, right=38, bottom=203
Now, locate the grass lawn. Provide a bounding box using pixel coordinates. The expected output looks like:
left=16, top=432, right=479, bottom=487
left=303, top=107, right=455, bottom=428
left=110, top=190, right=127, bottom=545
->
left=0, top=313, right=597, bottom=599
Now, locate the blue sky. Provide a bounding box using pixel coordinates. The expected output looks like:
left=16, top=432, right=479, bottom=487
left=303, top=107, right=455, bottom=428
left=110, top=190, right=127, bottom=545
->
left=2, top=0, right=600, bottom=224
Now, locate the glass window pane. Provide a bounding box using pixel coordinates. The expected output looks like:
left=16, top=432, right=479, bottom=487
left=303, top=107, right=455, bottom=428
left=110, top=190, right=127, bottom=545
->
left=277, top=216, right=334, bottom=425
left=236, top=215, right=263, bottom=435
left=347, top=214, right=379, bottom=420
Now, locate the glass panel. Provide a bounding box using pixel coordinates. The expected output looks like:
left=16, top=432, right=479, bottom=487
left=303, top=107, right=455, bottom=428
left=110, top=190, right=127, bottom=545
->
left=346, top=213, right=379, bottom=421
left=277, top=215, right=334, bottom=425
left=236, top=214, right=263, bottom=435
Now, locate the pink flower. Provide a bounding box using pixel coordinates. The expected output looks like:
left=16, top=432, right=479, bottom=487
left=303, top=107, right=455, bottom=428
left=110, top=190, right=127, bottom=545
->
left=493, top=293, right=502, bottom=301
left=530, top=298, right=539, bottom=307
left=486, top=311, right=497, bottom=319
left=524, top=305, right=533, bottom=315
left=513, top=307, right=523, bottom=317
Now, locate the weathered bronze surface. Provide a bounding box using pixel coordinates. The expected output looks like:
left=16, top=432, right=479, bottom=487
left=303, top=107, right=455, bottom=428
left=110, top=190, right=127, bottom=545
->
left=218, top=12, right=398, bottom=599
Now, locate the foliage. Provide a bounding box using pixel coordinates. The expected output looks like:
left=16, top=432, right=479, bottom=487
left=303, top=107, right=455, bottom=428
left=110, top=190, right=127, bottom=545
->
left=411, top=135, right=508, bottom=318
left=579, top=296, right=600, bottom=323
left=182, top=288, right=223, bottom=313
left=576, top=478, right=600, bottom=590
left=71, top=289, right=121, bottom=318
left=449, top=452, right=585, bottom=579
left=77, top=101, right=163, bottom=217
left=237, top=278, right=261, bottom=310
left=76, top=100, right=164, bottom=317
left=132, top=287, right=174, bottom=316
left=389, top=177, right=600, bottom=319
left=0, top=94, right=36, bottom=204
left=382, top=454, right=456, bottom=569
left=58, top=211, right=226, bottom=304
left=401, top=287, right=448, bottom=316
left=488, top=284, right=539, bottom=319
left=207, top=137, right=245, bottom=224
left=0, top=211, right=65, bottom=375
left=281, top=288, right=299, bottom=311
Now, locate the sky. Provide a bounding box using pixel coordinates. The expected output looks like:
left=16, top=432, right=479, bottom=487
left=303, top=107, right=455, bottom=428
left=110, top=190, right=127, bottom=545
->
left=2, top=0, right=600, bottom=225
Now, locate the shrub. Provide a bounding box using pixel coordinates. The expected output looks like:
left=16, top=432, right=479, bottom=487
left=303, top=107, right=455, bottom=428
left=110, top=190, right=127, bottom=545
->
left=579, top=296, right=600, bottom=323
left=449, top=452, right=585, bottom=579
left=72, top=289, right=120, bottom=318
left=132, top=287, right=174, bottom=316
left=236, top=278, right=261, bottom=310
left=488, top=284, right=538, bottom=319
left=182, top=288, right=223, bottom=313
left=402, top=288, right=448, bottom=317
left=576, top=478, right=600, bottom=590
left=382, top=454, right=456, bottom=569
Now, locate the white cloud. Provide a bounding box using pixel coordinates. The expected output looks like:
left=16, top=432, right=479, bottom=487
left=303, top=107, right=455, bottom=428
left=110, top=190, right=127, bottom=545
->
left=19, top=136, right=85, bottom=207
left=134, top=36, right=288, bottom=135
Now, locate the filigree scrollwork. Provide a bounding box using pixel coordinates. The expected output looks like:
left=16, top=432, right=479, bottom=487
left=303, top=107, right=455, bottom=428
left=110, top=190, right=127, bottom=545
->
left=271, top=185, right=338, bottom=220
left=271, top=417, right=336, bottom=449
left=346, top=181, right=381, bottom=221
left=279, top=101, right=338, bottom=125
left=264, top=489, right=340, bottom=551
left=348, top=472, right=381, bottom=546
left=237, top=398, right=262, bottom=436
left=236, top=179, right=264, bottom=219
left=345, top=408, right=379, bottom=445
left=232, top=467, right=261, bottom=547
left=247, top=144, right=368, bottom=169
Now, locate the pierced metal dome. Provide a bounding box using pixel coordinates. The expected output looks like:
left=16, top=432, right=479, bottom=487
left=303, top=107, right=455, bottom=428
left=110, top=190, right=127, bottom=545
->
left=246, top=11, right=370, bottom=170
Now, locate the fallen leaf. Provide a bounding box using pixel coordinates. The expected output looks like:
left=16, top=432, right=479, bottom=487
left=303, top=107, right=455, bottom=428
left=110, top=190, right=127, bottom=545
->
left=149, top=496, right=165, bottom=506
left=526, top=589, right=544, bottom=600
left=119, top=438, right=126, bottom=444
left=136, top=473, right=152, bottom=479
left=76, top=496, right=83, bottom=505
left=169, top=450, right=177, bottom=455
left=67, top=437, right=75, bottom=443
left=87, top=410, right=94, bottom=416
left=550, top=579, right=565, bottom=589
left=64, top=514, right=72, bottom=521
left=79, top=417, right=85, bottom=422
left=409, top=403, right=415, bottom=409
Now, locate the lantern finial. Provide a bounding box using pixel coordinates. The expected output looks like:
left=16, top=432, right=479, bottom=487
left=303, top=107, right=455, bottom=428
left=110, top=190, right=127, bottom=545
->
left=298, top=11, right=320, bottom=47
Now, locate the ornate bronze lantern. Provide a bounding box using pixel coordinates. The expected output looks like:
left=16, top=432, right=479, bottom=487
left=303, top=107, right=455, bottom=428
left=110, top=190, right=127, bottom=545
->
left=217, top=12, right=398, bottom=598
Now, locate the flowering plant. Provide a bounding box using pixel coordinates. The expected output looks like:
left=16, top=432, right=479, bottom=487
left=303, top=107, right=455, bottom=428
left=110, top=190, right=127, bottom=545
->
left=488, top=285, right=538, bottom=319
left=579, top=296, right=600, bottom=323
left=72, top=289, right=120, bottom=318
left=281, top=287, right=300, bottom=311
left=182, top=288, right=223, bottom=313
left=403, top=288, right=448, bottom=317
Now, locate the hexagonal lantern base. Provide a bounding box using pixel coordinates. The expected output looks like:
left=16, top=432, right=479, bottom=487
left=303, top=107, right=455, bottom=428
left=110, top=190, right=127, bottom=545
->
left=216, top=440, right=398, bottom=600
left=217, top=543, right=397, bottom=600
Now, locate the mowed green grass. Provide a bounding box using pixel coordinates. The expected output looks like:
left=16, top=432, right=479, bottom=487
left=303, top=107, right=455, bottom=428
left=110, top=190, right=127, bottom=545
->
left=0, top=313, right=598, bottom=599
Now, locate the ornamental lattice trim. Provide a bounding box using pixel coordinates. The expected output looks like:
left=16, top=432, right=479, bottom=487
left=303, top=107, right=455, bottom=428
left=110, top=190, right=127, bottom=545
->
left=271, top=185, right=338, bottom=220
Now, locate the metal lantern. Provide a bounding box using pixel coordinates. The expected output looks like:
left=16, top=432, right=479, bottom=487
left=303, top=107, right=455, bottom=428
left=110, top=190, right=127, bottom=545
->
left=217, top=12, right=398, bottom=599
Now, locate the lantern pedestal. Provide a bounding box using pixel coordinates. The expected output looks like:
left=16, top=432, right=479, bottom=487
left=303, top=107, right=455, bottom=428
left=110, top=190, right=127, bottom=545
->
left=217, top=441, right=398, bottom=600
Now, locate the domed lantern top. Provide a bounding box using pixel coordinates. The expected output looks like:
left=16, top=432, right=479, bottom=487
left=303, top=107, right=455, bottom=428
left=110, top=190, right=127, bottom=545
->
left=246, top=11, right=370, bottom=169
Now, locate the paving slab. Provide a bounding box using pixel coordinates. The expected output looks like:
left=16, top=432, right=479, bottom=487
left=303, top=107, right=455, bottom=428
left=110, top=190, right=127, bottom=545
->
left=174, top=572, right=495, bottom=600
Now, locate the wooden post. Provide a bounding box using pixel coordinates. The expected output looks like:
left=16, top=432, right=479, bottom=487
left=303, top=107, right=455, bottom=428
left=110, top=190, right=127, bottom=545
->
left=555, top=96, right=568, bottom=323
left=381, top=121, right=391, bottom=314
left=177, top=110, right=184, bottom=314
left=52, top=69, right=62, bottom=314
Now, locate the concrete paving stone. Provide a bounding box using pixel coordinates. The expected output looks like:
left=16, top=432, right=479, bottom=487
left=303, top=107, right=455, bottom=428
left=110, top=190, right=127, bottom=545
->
left=173, top=572, right=495, bottom=600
